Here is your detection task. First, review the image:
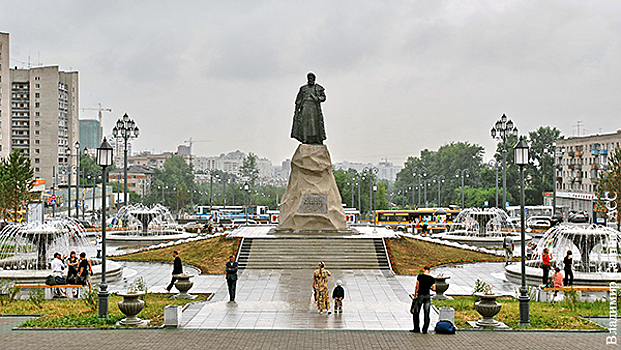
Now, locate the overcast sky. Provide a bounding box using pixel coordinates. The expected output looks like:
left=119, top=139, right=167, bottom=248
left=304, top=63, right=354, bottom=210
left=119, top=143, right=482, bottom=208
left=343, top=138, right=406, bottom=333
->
left=2, top=0, right=620, bottom=166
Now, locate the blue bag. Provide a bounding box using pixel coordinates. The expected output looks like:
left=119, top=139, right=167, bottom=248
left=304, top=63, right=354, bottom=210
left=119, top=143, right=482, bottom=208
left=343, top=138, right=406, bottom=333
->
left=434, top=320, right=456, bottom=334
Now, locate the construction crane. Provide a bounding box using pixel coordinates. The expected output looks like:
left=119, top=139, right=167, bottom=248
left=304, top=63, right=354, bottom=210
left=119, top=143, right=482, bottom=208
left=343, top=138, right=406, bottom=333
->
left=184, top=138, right=213, bottom=165
left=80, top=103, right=112, bottom=143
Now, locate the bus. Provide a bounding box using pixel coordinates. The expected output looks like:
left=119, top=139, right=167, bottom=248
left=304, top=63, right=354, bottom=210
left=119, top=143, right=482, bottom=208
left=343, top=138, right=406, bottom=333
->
left=195, top=205, right=270, bottom=224
left=374, top=208, right=461, bottom=232
left=506, top=206, right=553, bottom=221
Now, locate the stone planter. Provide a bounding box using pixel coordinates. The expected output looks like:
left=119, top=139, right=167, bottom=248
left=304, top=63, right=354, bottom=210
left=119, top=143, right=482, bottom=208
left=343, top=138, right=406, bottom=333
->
left=118, top=291, right=148, bottom=326
left=474, top=292, right=503, bottom=328
left=173, top=274, right=197, bottom=299
left=433, top=276, right=450, bottom=300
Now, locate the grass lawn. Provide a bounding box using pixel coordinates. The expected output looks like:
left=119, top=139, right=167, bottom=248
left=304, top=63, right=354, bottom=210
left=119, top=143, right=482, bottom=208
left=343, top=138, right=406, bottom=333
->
left=111, top=235, right=240, bottom=274
left=434, top=296, right=607, bottom=330
left=386, top=237, right=504, bottom=274
left=1, top=292, right=210, bottom=328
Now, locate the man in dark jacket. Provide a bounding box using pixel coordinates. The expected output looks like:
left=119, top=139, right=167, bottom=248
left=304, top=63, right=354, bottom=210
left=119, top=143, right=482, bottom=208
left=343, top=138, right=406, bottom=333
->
left=166, top=251, right=183, bottom=292
left=226, top=255, right=238, bottom=302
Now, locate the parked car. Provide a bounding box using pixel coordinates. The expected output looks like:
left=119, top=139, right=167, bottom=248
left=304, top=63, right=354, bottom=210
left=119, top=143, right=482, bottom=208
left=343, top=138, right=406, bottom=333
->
left=568, top=211, right=589, bottom=223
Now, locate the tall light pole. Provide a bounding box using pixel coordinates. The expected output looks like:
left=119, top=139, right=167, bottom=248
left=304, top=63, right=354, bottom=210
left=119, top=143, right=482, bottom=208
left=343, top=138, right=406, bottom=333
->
left=491, top=114, right=518, bottom=210
left=66, top=147, right=72, bottom=218
left=112, top=113, right=139, bottom=209
left=357, top=173, right=363, bottom=214
left=432, top=175, right=445, bottom=207
left=96, top=137, right=113, bottom=318
left=244, top=182, right=250, bottom=226
left=423, top=179, right=433, bottom=207
left=363, top=167, right=378, bottom=221
left=74, top=141, right=81, bottom=219
left=514, top=136, right=530, bottom=327
left=413, top=167, right=427, bottom=208
left=488, top=159, right=499, bottom=208
left=455, top=169, right=470, bottom=209
left=552, top=141, right=558, bottom=216
left=87, top=169, right=98, bottom=220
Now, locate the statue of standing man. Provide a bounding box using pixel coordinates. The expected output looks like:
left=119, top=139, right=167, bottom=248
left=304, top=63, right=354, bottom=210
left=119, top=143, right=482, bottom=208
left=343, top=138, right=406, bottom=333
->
left=291, top=72, right=327, bottom=145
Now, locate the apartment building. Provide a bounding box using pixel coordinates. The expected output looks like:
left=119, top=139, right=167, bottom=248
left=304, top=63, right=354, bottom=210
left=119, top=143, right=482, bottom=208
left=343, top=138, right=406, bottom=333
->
left=0, top=33, right=10, bottom=158
left=0, top=33, right=79, bottom=189
left=551, top=130, right=621, bottom=212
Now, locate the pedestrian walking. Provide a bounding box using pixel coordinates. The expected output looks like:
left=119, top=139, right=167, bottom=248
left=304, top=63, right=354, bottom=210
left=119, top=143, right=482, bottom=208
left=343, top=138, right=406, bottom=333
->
left=503, top=236, right=514, bottom=265
left=411, top=265, right=436, bottom=334
left=563, top=250, right=574, bottom=286
left=226, top=255, right=239, bottom=301
left=166, top=251, right=183, bottom=292
left=313, top=262, right=331, bottom=314
left=542, top=247, right=552, bottom=287
left=332, top=280, right=345, bottom=313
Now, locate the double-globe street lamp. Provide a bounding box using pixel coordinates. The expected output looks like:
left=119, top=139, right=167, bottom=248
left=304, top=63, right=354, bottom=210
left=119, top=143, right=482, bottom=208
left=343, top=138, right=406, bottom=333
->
left=514, top=136, right=530, bottom=327
left=455, top=169, right=470, bottom=209
left=112, top=113, right=139, bottom=208
left=432, top=175, right=445, bottom=207
left=491, top=114, right=518, bottom=210
left=96, top=137, right=113, bottom=318
left=363, top=167, right=378, bottom=222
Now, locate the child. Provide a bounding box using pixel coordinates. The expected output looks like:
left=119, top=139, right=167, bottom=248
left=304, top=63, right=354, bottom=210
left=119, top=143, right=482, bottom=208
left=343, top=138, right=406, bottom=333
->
left=551, top=267, right=564, bottom=304
left=332, top=280, right=345, bottom=313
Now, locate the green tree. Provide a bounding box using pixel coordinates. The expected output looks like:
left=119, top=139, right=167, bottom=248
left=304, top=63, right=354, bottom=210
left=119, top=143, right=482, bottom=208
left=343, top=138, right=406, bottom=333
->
left=240, top=152, right=260, bottom=185
left=0, top=150, right=36, bottom=221
left=526, top=126, right=563, bottom=205
left=596, top=148, right=621, bottom=230
left=145, top=155, right=196, bottom=211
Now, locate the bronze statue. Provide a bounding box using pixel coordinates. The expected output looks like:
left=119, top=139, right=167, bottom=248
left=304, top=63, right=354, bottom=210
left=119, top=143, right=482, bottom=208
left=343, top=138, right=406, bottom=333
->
left=291, top=72, right=326, bottom=145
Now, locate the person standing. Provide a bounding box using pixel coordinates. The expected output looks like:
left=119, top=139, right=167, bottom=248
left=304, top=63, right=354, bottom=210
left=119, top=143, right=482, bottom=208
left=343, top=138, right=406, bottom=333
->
left=66, top=251, right=80, bottom=298
left=411, top=266, right=436, bottom=334
left=503, top=236, right=514, bottom=265
left=542, top=247, right=552, bottom=287
left=226, top=255, right=238, bottom=302
left=312, top=261, right=332, bottom=314
left=563, top=250, right=574, bottom=287
left=166, top=251, right=183, bottom=292
left=78, top=252, right=93, bottom=291
left=95, top=235, right=102, bottom=259
left=332, top=280, right=345, bottom=313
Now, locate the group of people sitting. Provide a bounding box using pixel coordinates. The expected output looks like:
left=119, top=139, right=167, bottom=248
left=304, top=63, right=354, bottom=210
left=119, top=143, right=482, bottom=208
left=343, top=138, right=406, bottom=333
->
left=50, top=251, right=93, bottom=298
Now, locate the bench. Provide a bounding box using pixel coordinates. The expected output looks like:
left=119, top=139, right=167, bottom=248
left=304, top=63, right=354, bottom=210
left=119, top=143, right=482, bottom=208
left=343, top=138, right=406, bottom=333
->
left=15, top=284, right=83, bottom=300
left=540, top=286, right=612, bottom=302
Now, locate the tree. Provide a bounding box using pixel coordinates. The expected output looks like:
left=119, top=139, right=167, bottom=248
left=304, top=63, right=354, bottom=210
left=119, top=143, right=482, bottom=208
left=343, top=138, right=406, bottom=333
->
left=0, top=150, right=36, bottom=221
left=596, top=148, right=621, bottom=230
left=240, top=152, right=260, bottom=185
left=145, top=155, right=196, bottom=211
left=526, top=126, right=563, bottom=205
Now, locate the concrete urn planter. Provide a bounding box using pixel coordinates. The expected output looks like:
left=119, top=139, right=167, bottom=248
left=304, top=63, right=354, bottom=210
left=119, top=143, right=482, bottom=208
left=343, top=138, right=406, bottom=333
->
left=433, top=276, right=450, bottom=300
left=174, top=273, right=196, bottom=299
left=118, top=291, right=147, bottom=326
left=474, top=292, right=503, bottom=327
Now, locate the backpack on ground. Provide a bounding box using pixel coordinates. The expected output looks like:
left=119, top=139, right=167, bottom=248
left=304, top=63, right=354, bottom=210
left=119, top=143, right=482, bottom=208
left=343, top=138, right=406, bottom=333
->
left=45, top=275, right=56, bottom=286
left=434, top=320, right=456, bottom=334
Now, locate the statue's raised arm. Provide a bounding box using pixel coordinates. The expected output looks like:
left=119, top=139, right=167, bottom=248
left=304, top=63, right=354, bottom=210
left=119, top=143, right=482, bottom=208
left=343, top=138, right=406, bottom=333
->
left=291, top=72, right=327, bottom=145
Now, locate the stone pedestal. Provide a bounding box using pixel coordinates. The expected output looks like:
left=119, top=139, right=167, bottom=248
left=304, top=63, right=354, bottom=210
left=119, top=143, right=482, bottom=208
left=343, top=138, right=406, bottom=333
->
left=278, top=144, right=347, bottom=231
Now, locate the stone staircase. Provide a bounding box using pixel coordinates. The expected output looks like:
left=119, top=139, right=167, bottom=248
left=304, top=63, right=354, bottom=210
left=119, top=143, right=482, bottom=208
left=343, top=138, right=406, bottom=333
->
left=237, top=237, right=390, bottom=270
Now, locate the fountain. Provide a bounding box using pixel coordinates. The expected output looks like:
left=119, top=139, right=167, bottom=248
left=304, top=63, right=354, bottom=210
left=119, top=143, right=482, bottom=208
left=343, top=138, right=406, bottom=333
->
left=432, top=207, right=531, bottom=248
left=0, top=218, right=122, bottom=284
left=506, top=224, right=621, bottom=286
left=106, top=204, right=197, bottom=244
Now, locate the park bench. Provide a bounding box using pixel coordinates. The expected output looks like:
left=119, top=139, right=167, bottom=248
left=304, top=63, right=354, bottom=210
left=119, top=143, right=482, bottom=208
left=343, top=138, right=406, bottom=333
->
left=15, top=284, right=83, bottom=300
left=540, top=286, right=612, bottom=302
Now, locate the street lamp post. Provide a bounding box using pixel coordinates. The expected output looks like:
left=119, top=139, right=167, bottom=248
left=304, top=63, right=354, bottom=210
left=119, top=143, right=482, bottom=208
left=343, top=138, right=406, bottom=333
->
left=357, top=173, right=362, bottom=213
left=552, top=141, right=557, bottom=216
left=514, top=136, right=530, bottom=327
left=432, top=175, right=445, bottom=207
left=363, top=167, right=378, bottom=222
left=66, top=147, right=72, bottom=218
left=244, top=183, right=250, bottom=226
left=491, top=114, right=518, bottom=210
left=87, top=169, right=99, bottom=221
left=96, top=137, right=113, bottom=318
left=112, top=113, right=140, bottom=209
left=413, top=167, right=427, bottom=208
left=74, top=142, right=81, bottom=219
left=488, top=159, right=499, bottom=208
left=455, top=169, right=470, bottom=209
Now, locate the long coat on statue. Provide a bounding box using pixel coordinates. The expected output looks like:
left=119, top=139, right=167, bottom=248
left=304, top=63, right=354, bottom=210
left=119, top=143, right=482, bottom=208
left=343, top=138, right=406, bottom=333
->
left=291, top=83, right=327, bottom=145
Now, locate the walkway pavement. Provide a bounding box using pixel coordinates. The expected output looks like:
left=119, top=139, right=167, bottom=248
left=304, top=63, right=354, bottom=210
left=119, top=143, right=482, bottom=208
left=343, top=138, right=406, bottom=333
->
left=0, top=319, right=609, bottom=350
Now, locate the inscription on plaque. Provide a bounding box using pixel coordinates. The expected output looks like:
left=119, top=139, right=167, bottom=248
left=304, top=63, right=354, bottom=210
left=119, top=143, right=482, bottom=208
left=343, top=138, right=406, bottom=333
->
left=297, top=193, right=328, bottom=214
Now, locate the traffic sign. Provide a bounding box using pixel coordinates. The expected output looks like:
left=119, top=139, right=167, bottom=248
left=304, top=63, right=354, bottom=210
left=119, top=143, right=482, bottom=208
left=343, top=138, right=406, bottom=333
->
left=51, top=194, right=56, bottom=200
left=50, top=199, right=57, bottom=205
